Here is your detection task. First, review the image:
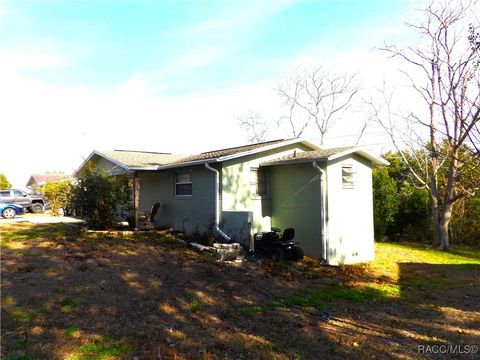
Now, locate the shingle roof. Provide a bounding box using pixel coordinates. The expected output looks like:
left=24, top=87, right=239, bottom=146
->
left=173, top=139, right=288, bottom=164
left=76, top=139, right=386, bottom=175
left=27, top=173, right=71, bottom=187
left=260, top=147, right=355, bottom=166
left=261, top=147, right=389, bottom=166
left=101, top=150, right=185, bottom=168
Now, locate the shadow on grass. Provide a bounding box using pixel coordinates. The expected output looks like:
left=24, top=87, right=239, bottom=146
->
left=398, top=262, right=480, bottom=312
left=2, top=224, right=480, bottom=360
left=1, top=223, right=357, bottom=360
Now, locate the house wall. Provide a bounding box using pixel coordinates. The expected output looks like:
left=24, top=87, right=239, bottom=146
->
left=138, top=164, right=218, bottom=233
left=325, top=154, right=375, bottom=265
left=221, top=143, right=313, bottom=235
left=270, top=162, right=323, bottom=258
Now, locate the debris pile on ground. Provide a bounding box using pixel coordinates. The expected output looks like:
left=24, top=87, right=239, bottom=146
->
left=189, top=242, right=244, bottom=261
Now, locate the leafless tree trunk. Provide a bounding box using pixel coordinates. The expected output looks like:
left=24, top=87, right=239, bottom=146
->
left=370, top=0, right=480, bottom=250
left=277, top=66, right=359, bottom=144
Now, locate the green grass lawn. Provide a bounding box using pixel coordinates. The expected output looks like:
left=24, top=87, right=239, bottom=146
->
left=375, top=241, right=480, bottom=271
left=1, top=222, right=479, bottom=360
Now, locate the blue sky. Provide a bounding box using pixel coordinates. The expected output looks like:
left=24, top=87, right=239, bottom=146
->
left=0, top=0, right=412, bottom=188
left=1, top=1, right=408, bottom=94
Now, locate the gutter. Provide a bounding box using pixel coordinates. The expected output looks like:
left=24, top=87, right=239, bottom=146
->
left=204, top=163, right=232, bottom=242
left=312, top=162, right=329, bottom=263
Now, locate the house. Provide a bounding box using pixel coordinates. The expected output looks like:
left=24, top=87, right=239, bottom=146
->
left=26, top=173, right=71, bottom=193
left=74, top=138, right=388, bottom=265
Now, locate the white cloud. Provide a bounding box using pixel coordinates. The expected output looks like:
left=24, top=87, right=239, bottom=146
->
left=0, top=48, right=68, bottom=71
left=0, top=47, right=283, bottom=189
left=0, top=1, right=423, bottom=189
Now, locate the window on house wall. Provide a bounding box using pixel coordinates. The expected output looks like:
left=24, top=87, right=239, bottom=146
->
left=342, top=165, right=354, bottom=188
left=175, top=171, right=192, bottom=196
left=250, top=168, right=268, bottom=196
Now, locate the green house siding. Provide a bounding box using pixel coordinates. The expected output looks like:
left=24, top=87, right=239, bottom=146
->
left=221, top=143, right=314, bottom=233
left=270, top=163, right=323, bottom=258
left=138, top=164, right=218, bottom=233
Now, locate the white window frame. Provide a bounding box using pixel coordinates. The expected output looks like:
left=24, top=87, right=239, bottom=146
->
left=175, top=171, right=193, bottom=197
left=342, top=165, right=355, bottom=188
left=250, top=167, right=269, bottom=197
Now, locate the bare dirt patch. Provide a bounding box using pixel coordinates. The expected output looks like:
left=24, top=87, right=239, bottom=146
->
left=1, top=223, right=479, bottom=359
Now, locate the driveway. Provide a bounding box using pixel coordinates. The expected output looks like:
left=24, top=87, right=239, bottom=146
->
left=0, top=213, right=84, bottom=224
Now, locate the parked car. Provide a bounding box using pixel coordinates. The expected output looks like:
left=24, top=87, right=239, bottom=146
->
left=0, top=203, right=25, bottom=219
left=0, top=189, right=45, bottom=213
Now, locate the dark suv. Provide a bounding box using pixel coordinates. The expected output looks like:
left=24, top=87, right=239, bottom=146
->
left=0, top=189, right=45, bottom=213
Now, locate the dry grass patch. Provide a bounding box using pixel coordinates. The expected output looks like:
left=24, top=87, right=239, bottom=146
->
left=1, top=222, right=479, bottom=359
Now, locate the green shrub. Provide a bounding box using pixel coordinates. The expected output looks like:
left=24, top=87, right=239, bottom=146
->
left=71, top=168, right=129, bottom=229
left=40, top=180, right=74, bottom=216
left=0, top=173, right=11, bottom=189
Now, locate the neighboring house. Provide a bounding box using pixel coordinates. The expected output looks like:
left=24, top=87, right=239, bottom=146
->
left=26, top=173, right=71, bottom=193
left=74, top=138, right=388, bottom=265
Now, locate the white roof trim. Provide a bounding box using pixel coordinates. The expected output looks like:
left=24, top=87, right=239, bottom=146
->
left=327, top=147, right=389, bottom=166
left=157, top=158, right=217, bottom=170
left=73, top=150, right=131, bottom=177
left=129, top=166, right=160, bottom=171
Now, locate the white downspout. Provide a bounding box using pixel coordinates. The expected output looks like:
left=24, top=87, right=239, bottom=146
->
left=313, top=162, right=328, bottom=263
left=205, top=163, right=232, bottom=242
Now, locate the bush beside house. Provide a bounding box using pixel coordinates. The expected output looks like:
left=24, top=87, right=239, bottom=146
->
left=39, top=180, right=74, bottom=216
left=72, top=168, right=130, bottom=229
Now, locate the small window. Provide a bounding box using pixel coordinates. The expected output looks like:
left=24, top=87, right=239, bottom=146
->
left=0, top=190, right=10, bottom=197
left=175, top=171, right=192, bottom=196
left=342, top=166, right=354, bottom=188
left=250, top=168, right=268, bottom=196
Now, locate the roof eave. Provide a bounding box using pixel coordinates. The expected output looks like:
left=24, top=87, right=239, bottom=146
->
left=217, top=138, right=320, bottom=162
left=261, top=157, right=329, bottom=166
left=129, top=166, right=161, bottom=171
left=156, top=158, right=219, bottom=171
left=261, top=148, right=389, bottom=167
left=73, top=150, right=131, bottom=177
left=327, top=148, right=389, bottom=166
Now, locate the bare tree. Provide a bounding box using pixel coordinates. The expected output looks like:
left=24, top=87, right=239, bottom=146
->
left=238, top=110, right=269, bottom=144
left=277, top=66, right=359, bottom=144
left=371, top=0, right=480, bottom=250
